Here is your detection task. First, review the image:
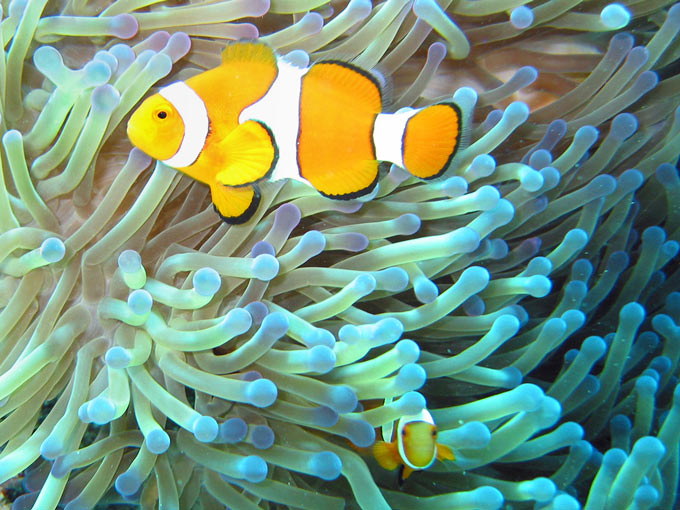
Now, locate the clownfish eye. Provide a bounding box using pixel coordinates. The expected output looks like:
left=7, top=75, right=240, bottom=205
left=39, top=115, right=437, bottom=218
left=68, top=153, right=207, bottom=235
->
left=157, top=110, right=167, bottom=120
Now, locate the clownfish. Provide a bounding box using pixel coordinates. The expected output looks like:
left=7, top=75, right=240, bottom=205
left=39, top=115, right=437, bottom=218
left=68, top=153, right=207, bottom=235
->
left=373, top=408, right=455, bottom=482
left=127, top=41, right=463, bottom=224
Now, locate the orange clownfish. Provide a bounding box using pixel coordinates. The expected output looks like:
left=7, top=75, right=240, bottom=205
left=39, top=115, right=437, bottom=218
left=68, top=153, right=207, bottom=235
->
left=127, top=41, right=463, bottom=224
left=373, top=409, right=455, bottom=482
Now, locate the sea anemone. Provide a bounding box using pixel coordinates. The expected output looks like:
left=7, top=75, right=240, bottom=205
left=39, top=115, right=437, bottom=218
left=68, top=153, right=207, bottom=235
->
left=1, top=1, right=679, bottom=509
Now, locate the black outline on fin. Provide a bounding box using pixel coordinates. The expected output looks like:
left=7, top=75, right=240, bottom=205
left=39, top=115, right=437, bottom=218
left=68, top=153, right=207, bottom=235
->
left=212, top=183, right=261, bottom=225
left=316, top=165, right=380, bottom=201
left=402, top=102, right=464, bottom=181
left=313, top=60, right=384, bottom=108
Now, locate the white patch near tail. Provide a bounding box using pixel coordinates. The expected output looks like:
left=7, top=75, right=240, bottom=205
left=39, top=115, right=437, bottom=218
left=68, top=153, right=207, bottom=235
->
left=373, top=108, right=419, bottom=168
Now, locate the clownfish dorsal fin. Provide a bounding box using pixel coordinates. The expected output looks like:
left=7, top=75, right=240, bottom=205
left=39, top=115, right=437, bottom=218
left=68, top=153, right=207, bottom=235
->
left=220, top=41, right=277, bottom=68
left=209, top=182, right=261, bottom=225
left=436, top=443, right=455, bottom=462
left=373, top=441, right=400, bottom=471
left=216, top=120, right=278, bottom=187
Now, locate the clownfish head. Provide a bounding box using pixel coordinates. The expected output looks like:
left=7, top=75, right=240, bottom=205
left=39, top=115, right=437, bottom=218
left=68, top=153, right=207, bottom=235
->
left=398, top=420, right=438, bottom=469
left=127, top=92, right=184, bottom=161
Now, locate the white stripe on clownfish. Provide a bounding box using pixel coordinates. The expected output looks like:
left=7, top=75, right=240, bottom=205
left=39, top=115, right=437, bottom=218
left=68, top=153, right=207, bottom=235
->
left=159, top=82, right=209, bottom=168
left=239, top=59, right=310, bottom=184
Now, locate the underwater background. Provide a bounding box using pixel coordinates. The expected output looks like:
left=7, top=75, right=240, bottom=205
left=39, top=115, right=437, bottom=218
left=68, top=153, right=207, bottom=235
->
left=0, top=0, right=679, bottom=509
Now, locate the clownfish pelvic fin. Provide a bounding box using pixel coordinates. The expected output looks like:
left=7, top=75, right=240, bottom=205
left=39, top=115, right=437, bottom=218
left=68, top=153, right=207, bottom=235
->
left=210, top=182, right=261, bottom=224
left=399, top=464, right=415, bottom=483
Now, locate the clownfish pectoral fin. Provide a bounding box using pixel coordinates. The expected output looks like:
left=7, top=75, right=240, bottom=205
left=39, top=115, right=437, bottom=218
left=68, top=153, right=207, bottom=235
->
left=210, top=182, right=261, bottom=225
left=216, top=120, right=278, bottom=187
left=437, top=443, right=456, bottom=462
left=373, top=441, right=400, bottom=471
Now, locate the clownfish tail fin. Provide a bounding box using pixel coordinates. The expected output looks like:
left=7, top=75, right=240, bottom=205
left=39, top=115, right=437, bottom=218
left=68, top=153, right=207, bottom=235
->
left=373, top=102, right=463, bottom=180
left=403, top=102, right=463, bottom=179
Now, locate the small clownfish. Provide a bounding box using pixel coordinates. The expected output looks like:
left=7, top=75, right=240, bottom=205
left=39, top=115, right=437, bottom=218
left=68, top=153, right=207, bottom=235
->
left=127, top=41, right=463, bottom=224
left=373, top=408, right=455, bottom=483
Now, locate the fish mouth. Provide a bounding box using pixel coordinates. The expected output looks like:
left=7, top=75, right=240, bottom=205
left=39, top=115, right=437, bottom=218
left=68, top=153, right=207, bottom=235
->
left=126, top=118, right=174, bottom=161
left=126, top=120, right=142, bottom=148
left=126, top=120, right=156, bottom=159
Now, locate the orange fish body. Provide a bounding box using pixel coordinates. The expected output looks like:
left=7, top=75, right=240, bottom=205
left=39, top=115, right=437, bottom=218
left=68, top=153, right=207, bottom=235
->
left=373, top=409, right=455, bottom=481
left=127, top=41, right=463, bottom=224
